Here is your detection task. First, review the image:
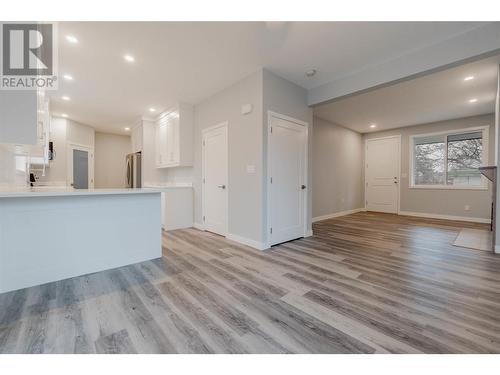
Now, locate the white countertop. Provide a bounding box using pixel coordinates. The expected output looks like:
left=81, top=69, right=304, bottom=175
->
left=0, top=187, right=162, bottom=198
left=143, top=182, right=193, bottom=189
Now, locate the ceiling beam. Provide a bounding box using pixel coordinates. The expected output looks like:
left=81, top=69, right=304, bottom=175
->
left=308, top=22, right=500, bottom=107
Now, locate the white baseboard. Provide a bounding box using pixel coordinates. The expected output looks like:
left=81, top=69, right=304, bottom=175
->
left=494, top=245, right=500, bottom=254
left=226, top=233, right=269, bottom=251
left=193, top=222, right=204, bottom=230
left=398, top=210, right=490, bottom=224
left=312, top=208, right=365, bottom=223
left=305, top=229, right=313, bottom=237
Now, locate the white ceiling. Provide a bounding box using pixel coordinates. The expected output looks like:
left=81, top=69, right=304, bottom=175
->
left=313, top=55, right=499, bottom=133
left=50, top=21, right=490, bottom=134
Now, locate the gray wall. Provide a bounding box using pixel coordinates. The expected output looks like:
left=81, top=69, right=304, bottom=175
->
left=193, top=69, right=264, bottom=243
left=312, top=117, right=364, bottom=218
left=94, top=132, right=131, bottom=188
left=263, top=69, right=314, bottom=238
left=193, top=68, right=313, bottom=245
left=364, top=114, right=495, bottom=220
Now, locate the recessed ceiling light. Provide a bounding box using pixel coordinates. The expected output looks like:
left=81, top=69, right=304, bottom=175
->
left=65, top=35, right=78, bottom=44
left=469, top=98, right=478, bottom=103
left=123, top=54, right=135, bottom=63
left=149, top=107, right=156, bottom=112
left=61, top=96, right=71, bottom=101
left=124, top=127, right=131, bottom=131
left=370, top=124, right=377, bottom=128
left=464, top=76, right=475, bottom=81
left=61, top=114, right=68, bottom=118
left=305, top=69, right=317, bottom=77
left=63, top=74, right=73, bottom=81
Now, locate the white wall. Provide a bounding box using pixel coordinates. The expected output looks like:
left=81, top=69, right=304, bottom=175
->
left=66, top=119, right=95, bottom=148
left=194, top=70, right=264, bottom=243
left=262, top=69, right=314, bottom=238
left=364, top=114, right=495, bottom=220
left=94, top=132, right=131, bottom=188
left=312, top=117, right=364, bottom=219
left=0, top=145, right=24, bottom=187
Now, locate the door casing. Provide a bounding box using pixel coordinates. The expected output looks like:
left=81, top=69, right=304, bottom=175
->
left=266, top=111, right=309, bottom=248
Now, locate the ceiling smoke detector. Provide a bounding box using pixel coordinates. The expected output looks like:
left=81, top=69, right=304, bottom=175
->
left=306, top=69, right=317, bottom=78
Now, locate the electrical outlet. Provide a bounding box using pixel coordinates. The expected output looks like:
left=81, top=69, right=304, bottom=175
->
left=464, top=205, right=470, bottom=211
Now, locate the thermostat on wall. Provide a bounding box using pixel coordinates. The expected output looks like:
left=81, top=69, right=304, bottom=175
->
left=241, top=104, right=253, bottom=115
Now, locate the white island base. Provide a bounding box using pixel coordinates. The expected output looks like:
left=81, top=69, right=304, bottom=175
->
left=0, top=189, right=162, bottom=294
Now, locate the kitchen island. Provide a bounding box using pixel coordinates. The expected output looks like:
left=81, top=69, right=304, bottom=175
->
left=0, top=187, right=162, bottom=293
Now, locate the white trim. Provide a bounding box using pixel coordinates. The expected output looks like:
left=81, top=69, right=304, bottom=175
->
left=267, top=110, right=309, bottom=127
left=201, top=122, right=229, bottom=237
left=409, top=125, right=490, bottom=190
left=193, top=222, right=204, bottom=230
left=266, top=111, right=309, bottom=248
left=226, top=233, right=269, bottom=251
left=494, top=245, right=500, bottom=254
left=409, top=185, right=488, bottom=191
left=312, top=208, right=365, bottom=223
left=305, top=230, right=313, bottom=237
left=399, top=210, right=490, bottom=224
left=364, top=135, right=402, bottom=214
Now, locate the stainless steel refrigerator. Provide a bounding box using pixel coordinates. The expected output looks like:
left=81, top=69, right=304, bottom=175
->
left=126, top=152, right=142, bottom=188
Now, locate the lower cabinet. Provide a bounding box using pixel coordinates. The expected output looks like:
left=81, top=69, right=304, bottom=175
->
left=160, top=188, right=193, bottom=230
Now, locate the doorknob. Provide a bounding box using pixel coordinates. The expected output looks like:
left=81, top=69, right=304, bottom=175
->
left=301, top=185, right=307, bottom=190
left=218, top=184, right=226, bottom=189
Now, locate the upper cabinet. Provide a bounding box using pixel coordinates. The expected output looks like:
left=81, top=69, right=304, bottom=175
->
left=0, top=90, right=38, bottom=145
left=155, top=103, right=193, bottom=168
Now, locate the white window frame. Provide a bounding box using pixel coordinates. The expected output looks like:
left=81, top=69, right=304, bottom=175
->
left=409, top=125, right=489, bottom=190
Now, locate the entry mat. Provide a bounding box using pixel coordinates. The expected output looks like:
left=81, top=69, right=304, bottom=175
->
left=453, top=228, right=492, bottom=252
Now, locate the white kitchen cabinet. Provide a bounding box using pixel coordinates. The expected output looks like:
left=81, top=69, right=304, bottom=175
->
left=155, top=103, right=193, bottom=168
left=152, top=185, right=193, bottom=230
left=0, top=90, right=38, bottom=145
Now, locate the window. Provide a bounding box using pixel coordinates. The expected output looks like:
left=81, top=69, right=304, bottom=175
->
left=410, top=127, right=488, bottom=189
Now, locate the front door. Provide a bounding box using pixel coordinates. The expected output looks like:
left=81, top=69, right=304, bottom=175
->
left=365, top=136, right=400, bottom=213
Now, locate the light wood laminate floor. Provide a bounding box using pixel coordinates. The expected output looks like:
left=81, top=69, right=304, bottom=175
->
left=1, top=212, right=500, bottom=353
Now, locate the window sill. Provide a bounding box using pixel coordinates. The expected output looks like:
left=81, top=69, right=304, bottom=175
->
left=409, top=185, right=488, bottom=191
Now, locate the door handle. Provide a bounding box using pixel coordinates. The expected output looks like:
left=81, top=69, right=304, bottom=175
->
left=301, top=185, right=307, bottom=190
left=218, top=184, right=226, bottom=189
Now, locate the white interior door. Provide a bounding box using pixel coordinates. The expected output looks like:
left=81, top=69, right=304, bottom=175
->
left=269, top=115, right=307, bottom=246
left=202, top=123, right=228, bottom=236
left=365, top=136, right=400, bottom=213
